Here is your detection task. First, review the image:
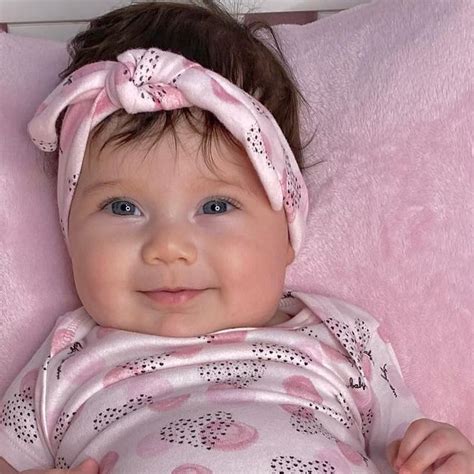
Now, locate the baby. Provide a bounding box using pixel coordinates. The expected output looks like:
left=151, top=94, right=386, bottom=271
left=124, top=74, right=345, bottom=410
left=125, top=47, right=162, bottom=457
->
left=0, top=2, right=472, bottom=473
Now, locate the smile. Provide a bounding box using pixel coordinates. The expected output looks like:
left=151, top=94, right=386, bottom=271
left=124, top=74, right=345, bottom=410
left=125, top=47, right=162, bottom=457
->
left=142, top=289, right=205, bottom=305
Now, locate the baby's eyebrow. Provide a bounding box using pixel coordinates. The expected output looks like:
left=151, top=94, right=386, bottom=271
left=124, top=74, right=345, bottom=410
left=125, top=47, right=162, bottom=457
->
left=82, top=177, right=255, bottom=197
left=192, top=176, right=255, bottom=196
left=82, top=179, right=129, bottom=196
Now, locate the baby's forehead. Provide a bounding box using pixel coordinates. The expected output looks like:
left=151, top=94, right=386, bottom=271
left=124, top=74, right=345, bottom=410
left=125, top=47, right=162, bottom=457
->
left=83, top=124, right=263, bottom=195
left=86, top=132, right=246, bottom=173
left=87, top=113, right=244, bottom=161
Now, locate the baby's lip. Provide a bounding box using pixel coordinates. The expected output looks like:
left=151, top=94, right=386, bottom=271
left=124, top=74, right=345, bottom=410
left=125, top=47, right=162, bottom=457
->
left=142, top=288, right=206, bottom=305
left=144, top=287, right=204, bottom=293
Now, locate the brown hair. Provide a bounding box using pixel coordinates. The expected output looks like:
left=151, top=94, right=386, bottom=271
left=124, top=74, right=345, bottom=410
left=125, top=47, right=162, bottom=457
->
left=46, top=1, right=314, bottom=176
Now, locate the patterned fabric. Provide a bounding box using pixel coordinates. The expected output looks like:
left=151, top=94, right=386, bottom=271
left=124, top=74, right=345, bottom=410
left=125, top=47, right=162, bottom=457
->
left=0, top=292, right=423, bottom=472
left=26, top=48, right=308, bottom=255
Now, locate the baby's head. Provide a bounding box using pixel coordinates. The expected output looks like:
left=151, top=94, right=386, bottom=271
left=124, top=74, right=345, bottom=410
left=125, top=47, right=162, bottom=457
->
left=29, top=1, right=309, bottom=337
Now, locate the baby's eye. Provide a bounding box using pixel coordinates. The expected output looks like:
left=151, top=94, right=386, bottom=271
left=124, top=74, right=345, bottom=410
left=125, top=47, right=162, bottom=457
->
left=102, top=199, right=141, bottom=216
left=201, top=198, right=240, bottom=215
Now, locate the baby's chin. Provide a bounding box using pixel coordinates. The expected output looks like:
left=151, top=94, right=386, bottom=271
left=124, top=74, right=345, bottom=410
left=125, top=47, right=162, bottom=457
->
left=90, top=313, right=230, bottom=339
left=85, top=302, right=283, bottom=338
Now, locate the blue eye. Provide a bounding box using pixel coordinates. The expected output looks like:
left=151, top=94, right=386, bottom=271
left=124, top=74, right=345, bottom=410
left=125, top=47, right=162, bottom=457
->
left=101, top=198, right=141, bottom=216
left=99, top=195, right=241, bottom=217
left=201, top=197, right=240, bottom=215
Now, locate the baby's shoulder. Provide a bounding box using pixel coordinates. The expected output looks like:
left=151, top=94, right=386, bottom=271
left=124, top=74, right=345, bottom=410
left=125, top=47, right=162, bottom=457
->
left=48, top=307, right=96, bottom=355
left=291, top=291, right=381, bottom=334
left=54, top=306, right=92, bottom=327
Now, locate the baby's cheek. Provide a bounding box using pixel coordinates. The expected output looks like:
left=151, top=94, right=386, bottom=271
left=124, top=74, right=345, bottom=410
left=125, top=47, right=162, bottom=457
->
left=71, top=246, right=107, bottom=294
left=73, top=245, right=126, bottom=316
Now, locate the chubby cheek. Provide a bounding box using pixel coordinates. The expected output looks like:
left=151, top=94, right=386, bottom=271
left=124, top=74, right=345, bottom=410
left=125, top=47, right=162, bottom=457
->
left=70, top=238, right=129, bottom=323
left=213, top=222, right=289, bottom=325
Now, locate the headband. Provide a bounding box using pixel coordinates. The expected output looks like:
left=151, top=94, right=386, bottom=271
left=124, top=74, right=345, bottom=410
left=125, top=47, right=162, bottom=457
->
left=27, top=48, right=308, bottom=254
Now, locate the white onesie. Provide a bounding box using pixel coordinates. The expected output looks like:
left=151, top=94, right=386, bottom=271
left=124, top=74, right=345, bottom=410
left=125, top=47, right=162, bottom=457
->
left=0, top=292, right=423, bottom=473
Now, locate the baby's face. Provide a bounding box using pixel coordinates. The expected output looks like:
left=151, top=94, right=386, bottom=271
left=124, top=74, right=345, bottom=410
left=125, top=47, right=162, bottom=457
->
left=68, top=120, right=294, bottom=337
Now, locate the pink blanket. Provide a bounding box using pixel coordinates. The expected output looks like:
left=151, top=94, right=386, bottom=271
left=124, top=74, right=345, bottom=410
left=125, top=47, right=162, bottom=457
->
left=0, top=0, right=472, bottom=442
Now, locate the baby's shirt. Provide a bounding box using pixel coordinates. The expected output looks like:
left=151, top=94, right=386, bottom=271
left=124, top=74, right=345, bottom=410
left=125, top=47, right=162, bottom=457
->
left=0, top=292, right=424, bottom=473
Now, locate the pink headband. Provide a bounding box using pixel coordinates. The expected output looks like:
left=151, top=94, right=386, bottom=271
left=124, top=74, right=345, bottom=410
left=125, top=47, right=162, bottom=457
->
left=27, top=48, right=308, bottom=253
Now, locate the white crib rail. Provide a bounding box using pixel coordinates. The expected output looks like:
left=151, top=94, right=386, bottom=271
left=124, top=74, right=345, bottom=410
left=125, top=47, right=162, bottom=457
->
left=0, top=0, right=371, bottom=42
left=1, top=0, right=369, bottom=22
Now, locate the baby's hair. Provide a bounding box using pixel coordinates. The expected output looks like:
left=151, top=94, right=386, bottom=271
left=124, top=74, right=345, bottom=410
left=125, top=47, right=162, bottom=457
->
left=44, top=1, right=315, bottom=177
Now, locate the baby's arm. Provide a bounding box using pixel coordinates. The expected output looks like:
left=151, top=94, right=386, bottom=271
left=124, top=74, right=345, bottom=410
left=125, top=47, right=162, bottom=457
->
left=386, top=418, right=474, bottom=473
left=357, top=322, right=426, bottom=472
left=0, top=329, right=57, bottom=470
left=359, top=324, right=473, bottom=473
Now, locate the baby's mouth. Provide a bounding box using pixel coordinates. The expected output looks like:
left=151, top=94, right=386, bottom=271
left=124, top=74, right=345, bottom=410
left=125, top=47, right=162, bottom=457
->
left=141, top=288, right=205, bottom=305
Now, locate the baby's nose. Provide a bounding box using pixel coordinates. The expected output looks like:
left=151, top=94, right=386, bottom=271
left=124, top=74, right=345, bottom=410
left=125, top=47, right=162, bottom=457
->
left=141, top=222, right=197, bottom=265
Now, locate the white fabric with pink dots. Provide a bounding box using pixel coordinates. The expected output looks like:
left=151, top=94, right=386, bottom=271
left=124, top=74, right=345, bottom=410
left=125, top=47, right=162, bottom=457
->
left=0, top=292, right=423, bottom=472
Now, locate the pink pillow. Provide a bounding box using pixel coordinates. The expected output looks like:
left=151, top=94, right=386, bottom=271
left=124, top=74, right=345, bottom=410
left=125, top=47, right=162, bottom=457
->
left=0, top=34, right=82, bottom=384
left=1, top=0, right=472, bottom=443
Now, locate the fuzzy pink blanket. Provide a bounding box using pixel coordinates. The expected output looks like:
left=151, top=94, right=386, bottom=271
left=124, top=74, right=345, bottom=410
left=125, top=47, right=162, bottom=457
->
left=0, top=0, right=472, bottom=442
